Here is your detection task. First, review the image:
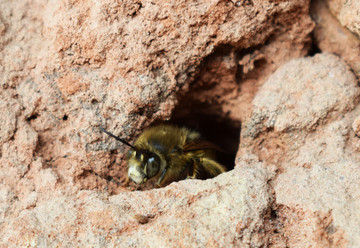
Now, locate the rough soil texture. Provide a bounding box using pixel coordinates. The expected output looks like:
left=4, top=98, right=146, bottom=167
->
left=311, top=0, right=360, bottom=77
left=325, top=0, right=360, bottom=38
left=240, top=53, right=360, bottom=247
left=1, top=0, right=360, bottom=247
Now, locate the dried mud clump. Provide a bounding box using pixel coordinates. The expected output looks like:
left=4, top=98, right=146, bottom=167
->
left=240, top=53, right=360, bottom=247
left=311, top=0, right=360, bottom=77
left=1, top=0, right=360, bottom=247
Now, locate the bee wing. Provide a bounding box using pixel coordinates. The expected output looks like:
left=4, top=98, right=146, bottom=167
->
left=182, top=140, right=223, bottom=153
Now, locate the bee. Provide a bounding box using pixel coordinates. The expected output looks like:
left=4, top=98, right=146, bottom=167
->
left=100, top=124, right=226, bottom=188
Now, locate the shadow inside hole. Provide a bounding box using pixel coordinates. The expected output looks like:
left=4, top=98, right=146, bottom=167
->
left=308, top=32, right=322, bottom=56
left=26, top=114, right=38, bottom=122
left=168, top=112, right=240, bottom=171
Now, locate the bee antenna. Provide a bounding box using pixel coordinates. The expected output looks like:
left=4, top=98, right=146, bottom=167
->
left=100, top=127, right=137, bottom=150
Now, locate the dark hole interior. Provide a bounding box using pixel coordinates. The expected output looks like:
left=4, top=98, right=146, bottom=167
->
left=62, top=115, right=68, bottom=121
left=270, top=208, right=278, bottom=220
left=26, top=114, right=38, bottom=122
left=308, top=32, right=321, bottom=56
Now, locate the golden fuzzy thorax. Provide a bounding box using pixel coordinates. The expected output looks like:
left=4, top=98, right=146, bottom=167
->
left=126, top=125, right=226, bottom=187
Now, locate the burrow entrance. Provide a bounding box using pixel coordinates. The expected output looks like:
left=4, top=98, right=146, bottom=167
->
left=83, top=44, right=270, bottom=193
left=124, top=44, right=269, bottom=191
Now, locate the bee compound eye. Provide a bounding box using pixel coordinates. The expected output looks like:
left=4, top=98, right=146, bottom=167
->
left=146, top=156, right=159, bottom=178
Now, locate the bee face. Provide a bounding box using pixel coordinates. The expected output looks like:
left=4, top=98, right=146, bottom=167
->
left=127, top=150, right=160, bottom=184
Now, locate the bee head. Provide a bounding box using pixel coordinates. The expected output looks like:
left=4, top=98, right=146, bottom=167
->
left=100, top=127, right=160, bottom=185
left=127, top=150, right=160, bottom=184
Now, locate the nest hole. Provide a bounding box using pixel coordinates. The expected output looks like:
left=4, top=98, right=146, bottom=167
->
left=103, top=44, right=269, bottom=192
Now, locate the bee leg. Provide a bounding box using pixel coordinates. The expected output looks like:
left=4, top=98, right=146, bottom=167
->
left=186, top=159, right=197, bottom=179
left=123, top=175, right=130, bottom=187
left=156, top=167, right=168, bottom=188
